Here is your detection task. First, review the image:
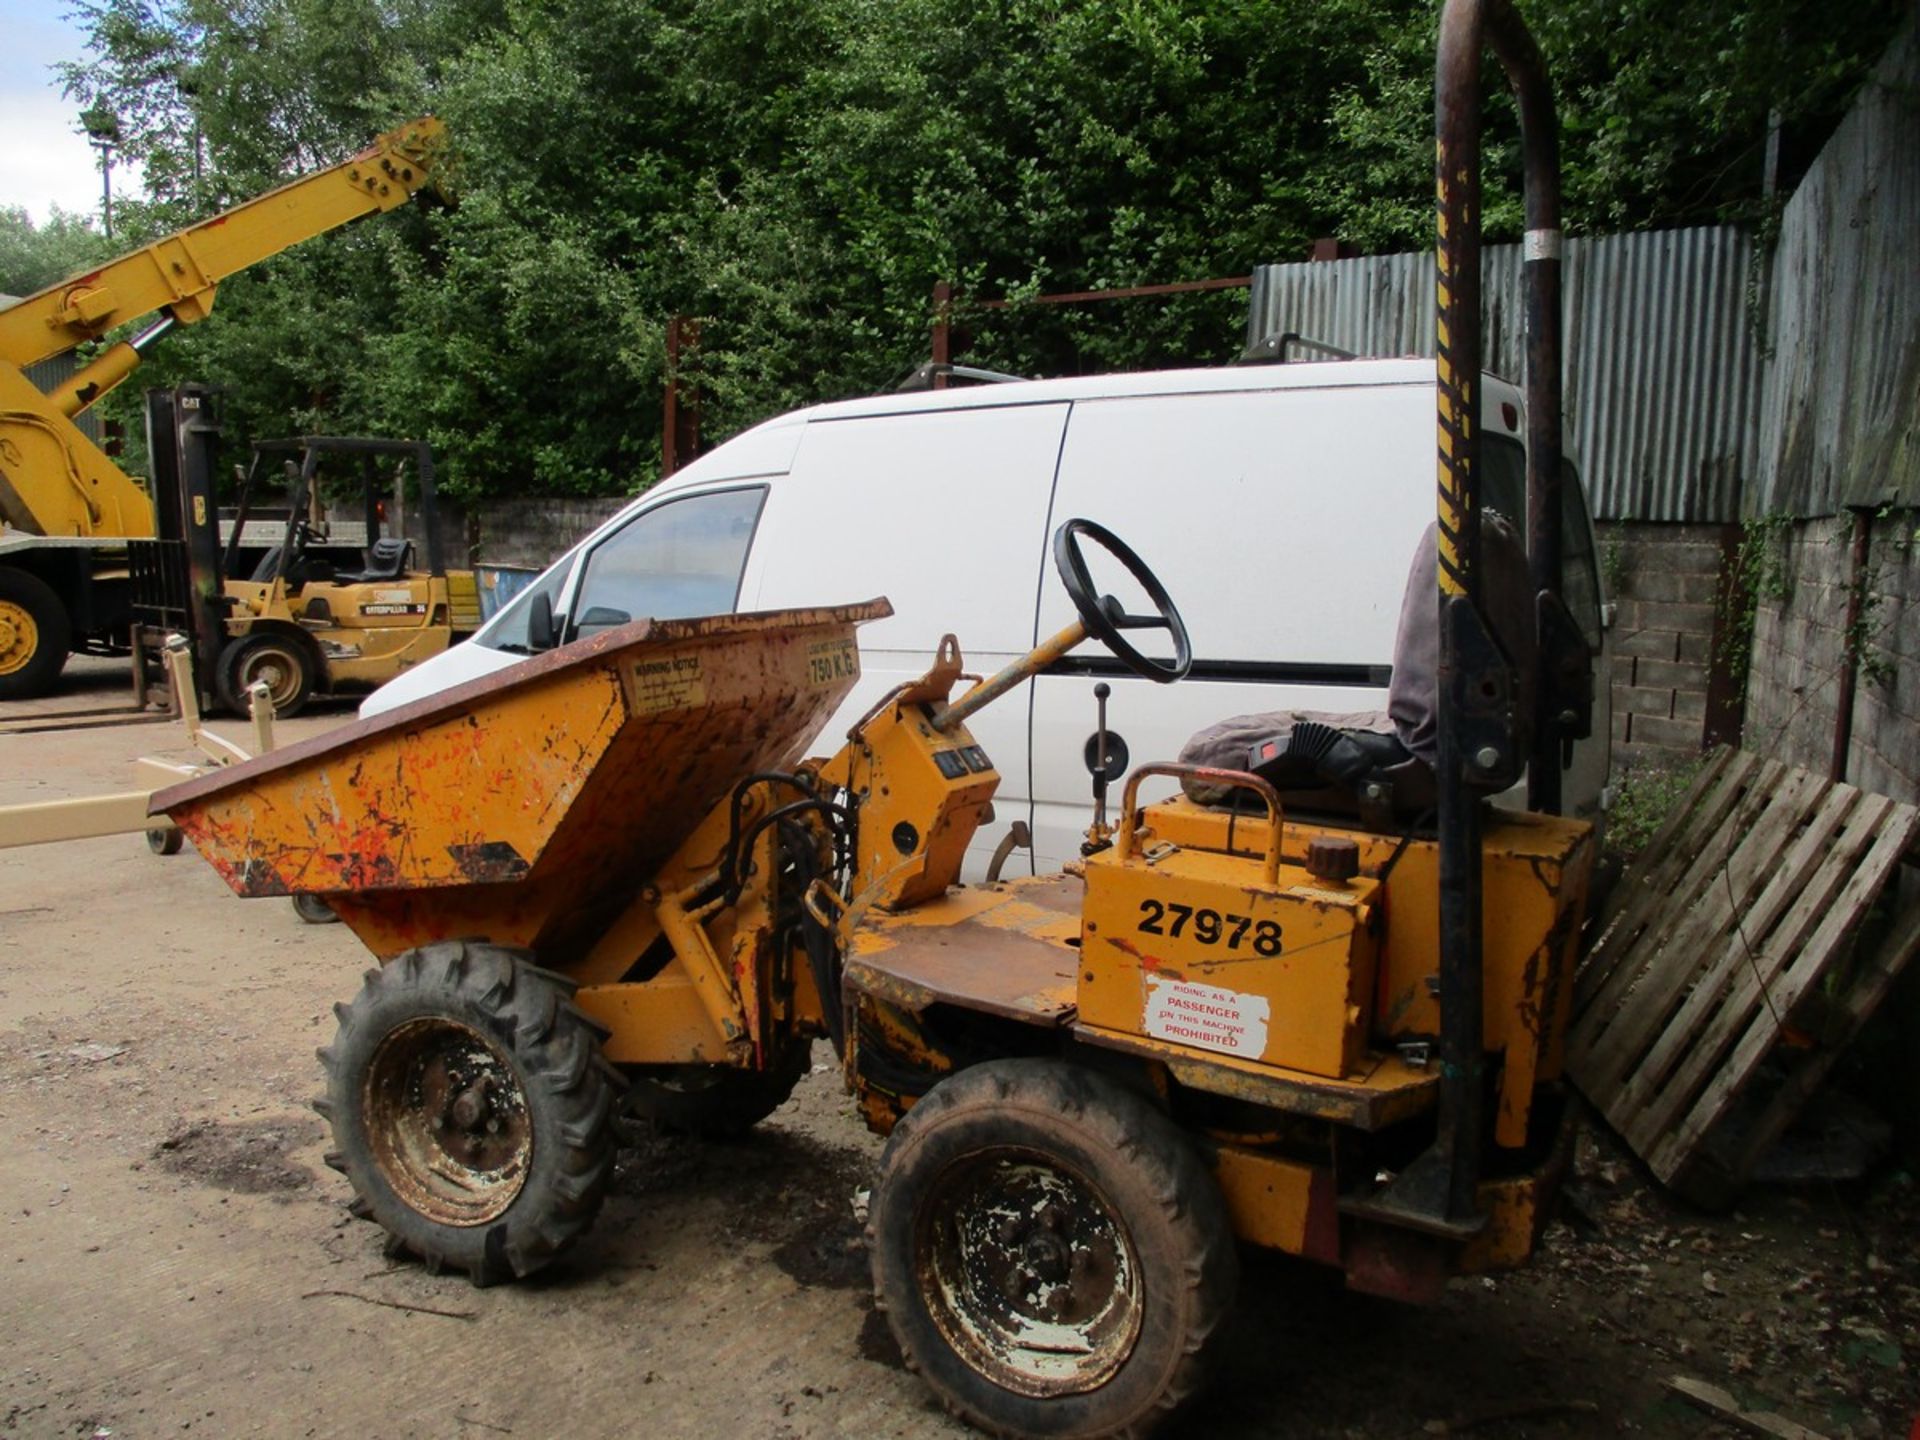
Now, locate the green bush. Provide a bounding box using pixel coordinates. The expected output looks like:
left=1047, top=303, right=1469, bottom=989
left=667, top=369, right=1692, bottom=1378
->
left=1604, top=752, right=1708, bottom=864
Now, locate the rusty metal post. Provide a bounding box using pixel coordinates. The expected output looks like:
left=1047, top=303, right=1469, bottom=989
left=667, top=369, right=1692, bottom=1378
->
left=1355, top=0, right=1562, bottom=1241
left=663, top=315, right=684, bottom=478
left=1491, top=17, right=1568, bottom=816
left=1832, top=507, right=1874, bottom=784
left=1428, top=0, right=1493, bottom=1236
left=662, top=316, right=703, bottom=478
left=931, top=281, right=952, bottom=391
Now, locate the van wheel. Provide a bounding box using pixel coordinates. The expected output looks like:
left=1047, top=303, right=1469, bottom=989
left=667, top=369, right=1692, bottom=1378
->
left=869, top=1059, right=1237, bottom=1439
left=216, top=632, right=313, bottom=716
left=0, top=567, right=72, bottom=700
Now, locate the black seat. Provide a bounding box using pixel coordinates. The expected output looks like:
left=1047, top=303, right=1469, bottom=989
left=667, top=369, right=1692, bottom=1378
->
left=1179, top=514, right=1535, bottom=829
left=335, top=537, right=413, bottom=584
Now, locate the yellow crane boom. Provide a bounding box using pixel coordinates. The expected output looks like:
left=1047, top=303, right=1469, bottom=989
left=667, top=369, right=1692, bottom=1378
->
left=0, top=115, right=445, bottom=543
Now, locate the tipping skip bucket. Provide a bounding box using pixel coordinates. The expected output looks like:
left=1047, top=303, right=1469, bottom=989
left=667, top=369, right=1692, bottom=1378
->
left=153, top=601, right=890, bottom=963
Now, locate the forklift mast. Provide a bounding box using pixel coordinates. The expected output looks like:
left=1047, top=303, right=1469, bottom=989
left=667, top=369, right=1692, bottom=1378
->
left=136, top=386, right=229, bottom=705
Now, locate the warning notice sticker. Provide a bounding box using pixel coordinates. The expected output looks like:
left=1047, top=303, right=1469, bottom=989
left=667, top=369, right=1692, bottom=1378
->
left=629, top=653, right=707, bottom=714
left=1143, top=977, right=1271, bottom=1060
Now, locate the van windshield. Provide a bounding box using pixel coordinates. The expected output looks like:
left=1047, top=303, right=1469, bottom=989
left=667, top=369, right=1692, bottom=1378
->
left=568, top=486, right=768, bottom=639
left=478, top=559, right=572, bottom=655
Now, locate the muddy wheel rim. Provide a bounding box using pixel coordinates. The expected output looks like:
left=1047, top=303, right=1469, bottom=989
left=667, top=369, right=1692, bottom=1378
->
left=237, top=643, right=304, bottom=709
left=363, top=1017, right=532, bottom=1226
left=918, top=1149, right=1142, bottom=1398
left=0, top=599, right=37, bottom=677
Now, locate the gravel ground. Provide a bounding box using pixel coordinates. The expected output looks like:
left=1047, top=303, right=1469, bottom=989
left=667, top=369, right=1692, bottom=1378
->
left=1, top=659, right=1914, bottom=1439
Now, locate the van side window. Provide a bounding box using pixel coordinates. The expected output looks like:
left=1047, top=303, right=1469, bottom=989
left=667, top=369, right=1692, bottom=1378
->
left=1559, top=460, right=1604, bottom=650
left=1480, top=438, right=1604, bottom=649
left=477, top=560, right=572, bottom=655
left=570, top=486, right=767, bottom=639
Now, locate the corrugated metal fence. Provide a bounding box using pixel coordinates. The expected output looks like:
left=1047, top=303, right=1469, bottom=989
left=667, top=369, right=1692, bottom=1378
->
left=1244, top=227, right=1765, bottom=523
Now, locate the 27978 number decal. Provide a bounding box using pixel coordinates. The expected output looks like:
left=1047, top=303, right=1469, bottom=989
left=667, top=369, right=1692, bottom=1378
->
left=1138, top=899, right=1281, bottom=956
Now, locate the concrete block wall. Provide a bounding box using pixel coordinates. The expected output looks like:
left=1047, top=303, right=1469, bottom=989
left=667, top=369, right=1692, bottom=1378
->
left=1596, top=521, right=1731, bottom=770
left=429, top=496, right=631, bottom=570
left=1746, top=510, right=1920, bottom=802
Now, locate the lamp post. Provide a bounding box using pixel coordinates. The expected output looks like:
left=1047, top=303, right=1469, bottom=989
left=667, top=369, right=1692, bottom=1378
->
left=80, top=105, right=121, bottom=240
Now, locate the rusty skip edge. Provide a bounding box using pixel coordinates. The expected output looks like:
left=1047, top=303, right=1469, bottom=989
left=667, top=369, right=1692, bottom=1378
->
left=148, top=599, right=894, bottom=820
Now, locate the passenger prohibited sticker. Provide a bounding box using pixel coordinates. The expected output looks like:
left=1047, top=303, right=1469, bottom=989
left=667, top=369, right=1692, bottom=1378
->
left=1143, top=977, right=1271, bottom=1059
left=805, top=637, right=859, bottom=686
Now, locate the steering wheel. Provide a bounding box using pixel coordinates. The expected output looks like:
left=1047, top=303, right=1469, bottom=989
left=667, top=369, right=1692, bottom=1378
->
left=1051, top=518, right=1192, bottom=683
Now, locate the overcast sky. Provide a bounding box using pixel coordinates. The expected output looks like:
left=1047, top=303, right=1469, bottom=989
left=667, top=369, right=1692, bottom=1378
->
left=0, top=0, right=144, bottom=224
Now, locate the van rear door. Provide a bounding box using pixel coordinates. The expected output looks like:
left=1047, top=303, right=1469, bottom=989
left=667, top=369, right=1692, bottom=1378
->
left=1028, top=382, right=1432, bottom=871
left=746, top=402, right=1072, bottom=802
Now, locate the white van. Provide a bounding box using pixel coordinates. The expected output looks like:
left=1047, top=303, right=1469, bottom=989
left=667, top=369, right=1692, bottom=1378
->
left=364, top=358, right=1611, bottom=872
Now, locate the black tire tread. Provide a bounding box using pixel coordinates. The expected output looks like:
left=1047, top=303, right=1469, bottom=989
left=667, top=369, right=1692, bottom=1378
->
left=314, top=941, right=619, bottom=1286
left=0, top=566, right=72, bottom=701
left=868, top=1058, right=1238, bottom=1440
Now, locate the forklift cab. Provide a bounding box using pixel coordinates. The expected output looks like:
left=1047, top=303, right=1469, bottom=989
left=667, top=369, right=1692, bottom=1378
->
left=133, top=393, right=484, bottom=718
left=233, top=437, right=443, bottom=594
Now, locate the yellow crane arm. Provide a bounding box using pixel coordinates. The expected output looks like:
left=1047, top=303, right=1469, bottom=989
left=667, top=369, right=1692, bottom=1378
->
left=0, top=117, right=445, bottom=543
left=0, top=116, right=446, bottom=420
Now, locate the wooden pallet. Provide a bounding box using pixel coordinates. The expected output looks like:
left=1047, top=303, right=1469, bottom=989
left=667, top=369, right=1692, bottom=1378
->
left=1568, top=748, right=1920, bottom=1206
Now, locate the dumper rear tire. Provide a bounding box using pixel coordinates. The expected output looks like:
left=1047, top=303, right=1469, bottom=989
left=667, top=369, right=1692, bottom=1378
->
left=315, top=943, right=621, bottom=1286
left=622, top=1042, right=812, bottom=1138
left=869, top=1059, right=1237, bottom=1440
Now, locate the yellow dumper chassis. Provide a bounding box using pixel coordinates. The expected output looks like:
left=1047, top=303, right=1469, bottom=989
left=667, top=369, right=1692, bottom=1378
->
left=141, top=1, right=1586, bottom=1430
left=151, top=537, right=1591, bottom=1436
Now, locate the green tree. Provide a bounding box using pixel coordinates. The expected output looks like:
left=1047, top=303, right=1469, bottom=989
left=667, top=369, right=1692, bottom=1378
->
left=48, top=0, right=1911, bottom=501
left=0, top=206, right=109, bottom=299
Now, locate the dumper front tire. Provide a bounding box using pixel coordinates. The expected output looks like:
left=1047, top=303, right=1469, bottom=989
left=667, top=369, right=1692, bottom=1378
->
left=869, top=1059, right=1237, bottom=1440
left=316, top=943, right=621, bottom=1286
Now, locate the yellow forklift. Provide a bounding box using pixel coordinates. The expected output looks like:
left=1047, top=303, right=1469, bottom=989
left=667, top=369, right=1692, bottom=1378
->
left=152, top=2, right=1591, bottom=1432
left=134, top=389, right=480, bottom=716
left=0, top=118, right=445, bottom=700
left=213, top=433, right=481, bottom=714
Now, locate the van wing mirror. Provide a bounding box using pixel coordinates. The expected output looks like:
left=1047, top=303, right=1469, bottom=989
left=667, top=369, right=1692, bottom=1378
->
left=527, top=590, right=557, bottom=652
left=575, top=605, right=631, bottom=633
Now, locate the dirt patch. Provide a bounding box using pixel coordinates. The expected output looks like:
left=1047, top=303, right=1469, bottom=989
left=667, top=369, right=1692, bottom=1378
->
left=769, top=1211, right=869, bottom=1291
left=610, top=1119, right=876, bottom=1290
left=857, top=1304, right=907, bottom=1370
left=152, top=1115, right=322, bottom=1196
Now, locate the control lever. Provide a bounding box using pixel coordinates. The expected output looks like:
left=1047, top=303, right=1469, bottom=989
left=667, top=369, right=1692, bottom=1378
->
left=1091, top=682, right=1112, bottom=831
left=1081, top=683, right=1120, bottom=858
